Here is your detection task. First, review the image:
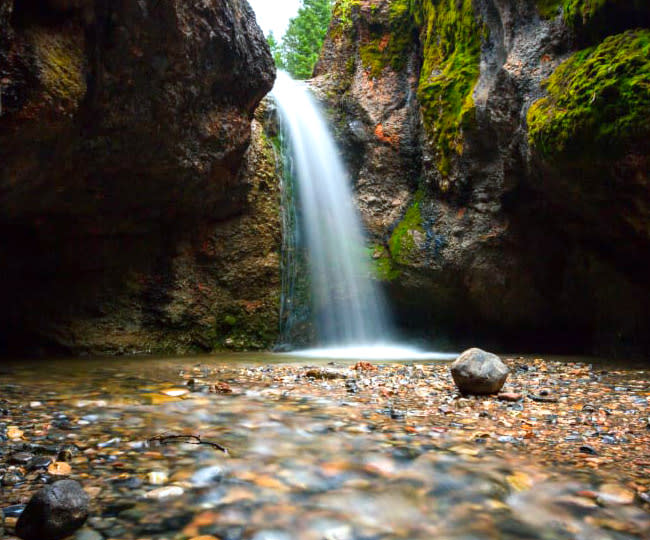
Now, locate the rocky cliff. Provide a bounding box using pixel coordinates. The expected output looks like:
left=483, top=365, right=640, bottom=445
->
left=0, top=0, right=280, bottom=355
left=314, top=0, right=650, bottom=355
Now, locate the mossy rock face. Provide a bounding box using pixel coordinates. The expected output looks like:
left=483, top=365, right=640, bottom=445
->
left=388, top=189, right=424, bottom=265
left=527, top=29, right=650, bottom=162
left=536, top=0, right=650, bottom=44
left=410, top=0, right=482, bottom=183
left=358, top=0, right=415, bottom=78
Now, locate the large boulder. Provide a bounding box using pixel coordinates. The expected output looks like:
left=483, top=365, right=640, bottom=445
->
left=16, top=480, right=90, bottom=540
left=0, top=0, right=280, bottom=355
left=450, top=348, right=509, bottom=395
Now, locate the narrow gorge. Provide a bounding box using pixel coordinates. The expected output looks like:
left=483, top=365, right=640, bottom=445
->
left=1, top=0, right=649, bottom=357
left=312, top=0, right=650, bottom=356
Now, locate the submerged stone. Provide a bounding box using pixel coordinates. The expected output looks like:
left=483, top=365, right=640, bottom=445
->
left=16, top=479, right=90, bottom=540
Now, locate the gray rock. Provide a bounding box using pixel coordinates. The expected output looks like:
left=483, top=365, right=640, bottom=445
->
left=15, top=480, right=90, bottom=540
left=450, top=348, right=509, bottom=395
left=74, top=529, right=103, bottom=540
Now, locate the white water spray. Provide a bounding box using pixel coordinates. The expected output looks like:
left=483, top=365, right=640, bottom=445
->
left=273, top=71, right=389, bottom=346
left=272, top=72, right=454, bottom=360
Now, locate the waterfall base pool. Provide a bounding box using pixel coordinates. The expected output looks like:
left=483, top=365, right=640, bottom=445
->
left=287, top=345, right=458, bottom=361
left=0, top=354, right=648, bottom=540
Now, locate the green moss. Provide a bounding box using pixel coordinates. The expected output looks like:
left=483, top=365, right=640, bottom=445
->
left=527, top=29, right=650, bottom=161
left=30, top=29, right=86, bottom=105
left=536, top=0, right=563, bottom=18
left=369, top=244, right=401, bottom=281
left=388, top=189, right=425, bottom=264
left=359, top=0, right=415, bottom=78
left=536, top=0, right=650, bottom=43
left=410, top=0, right=481, bottom=181
left=332, top=0, right=362, bottom=34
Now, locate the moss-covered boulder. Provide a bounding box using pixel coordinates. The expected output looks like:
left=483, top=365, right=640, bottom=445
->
left=528, top=29, right=650, bottom=161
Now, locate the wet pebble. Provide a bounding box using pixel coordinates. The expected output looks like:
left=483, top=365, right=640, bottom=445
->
left=8, top=453, right=33, bottom=466
left=597, top=484, right=636, bottom=506
left=147, top=471, right=169, bottom=485
left=144, top=486, right=184, bottom=500
left=1, top=505, right=25, bottom=518
left=16, top=480, right=89, bottom=540
left=74, top=528, right=103, bottom=540
left=28, top=456, right=52, bottom=471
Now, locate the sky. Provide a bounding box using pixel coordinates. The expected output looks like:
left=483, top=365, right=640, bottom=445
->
left=248, top=0, right=301, bottom=39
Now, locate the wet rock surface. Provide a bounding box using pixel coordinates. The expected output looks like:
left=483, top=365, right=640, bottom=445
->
left=312, top=0, right=650, bottom=356
left=0, top=0, right=279, bottom=355
left=451, top=348, right=509, bottom=395
left=0, top=354, right=648, bottom=539
left=16, top=480, right=89, bottom=540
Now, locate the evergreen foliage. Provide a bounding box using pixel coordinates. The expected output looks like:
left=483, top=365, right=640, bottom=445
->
left=274, top=0, right=333, bottom=79
left=266, top=32, right=285, bottom=70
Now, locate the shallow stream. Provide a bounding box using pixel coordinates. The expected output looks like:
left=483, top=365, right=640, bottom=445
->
left=1, top=354, right=648, bottom=540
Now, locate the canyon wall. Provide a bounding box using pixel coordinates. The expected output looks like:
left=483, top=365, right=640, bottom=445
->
left=314, top=0, right=650, bottom=355
left=0, top=0, right=280, bottom=355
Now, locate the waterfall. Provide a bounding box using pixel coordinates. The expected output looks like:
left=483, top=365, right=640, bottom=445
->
left=273, top=71, right=391, bottom=347
left=272, top=71, right=456, bottom=361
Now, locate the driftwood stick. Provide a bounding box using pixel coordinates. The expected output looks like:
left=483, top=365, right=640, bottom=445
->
left=148, top=432, right=228, bottom=454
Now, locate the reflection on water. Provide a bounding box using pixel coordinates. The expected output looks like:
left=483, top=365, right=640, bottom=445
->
left=0, top=353, right=648, bottom=540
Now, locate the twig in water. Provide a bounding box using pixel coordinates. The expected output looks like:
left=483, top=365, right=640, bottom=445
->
left=148, top=432, right=228, bottom=454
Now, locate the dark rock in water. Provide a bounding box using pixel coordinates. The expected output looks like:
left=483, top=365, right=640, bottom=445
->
left=451, top=348, right=509, bottom=395
left=28, top=456, right=53, bottom=470
left=16, top=480, right=90, bottom=540
left=8, top=452, right=34, bottom=465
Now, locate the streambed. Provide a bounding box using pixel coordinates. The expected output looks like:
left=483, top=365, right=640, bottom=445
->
left=0, top=354, right=648, bottom=539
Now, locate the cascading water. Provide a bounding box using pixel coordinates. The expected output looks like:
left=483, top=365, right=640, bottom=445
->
left=273, top=71, right=456, bottom=360
left=273, top=71, right=390, bottom=347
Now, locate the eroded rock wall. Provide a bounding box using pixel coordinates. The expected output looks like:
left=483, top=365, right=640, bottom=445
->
left=314, top=0, right=650, bottom=355
left=0, top=0, right=280, bottom=355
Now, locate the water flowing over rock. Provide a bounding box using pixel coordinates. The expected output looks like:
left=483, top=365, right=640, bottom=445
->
left=272, top=71, right=391, bottom=347
left=0, top=0, right=280, bottom=355
left=312, top=0, right=650, bottom=356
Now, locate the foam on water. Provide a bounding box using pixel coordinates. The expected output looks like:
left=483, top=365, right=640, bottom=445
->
left=288, top=345, right=457, bottom=361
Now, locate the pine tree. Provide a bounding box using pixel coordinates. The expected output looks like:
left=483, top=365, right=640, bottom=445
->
left=280, top=0, right=333, bottom=79
left=266, top=31, right=285, bottom=70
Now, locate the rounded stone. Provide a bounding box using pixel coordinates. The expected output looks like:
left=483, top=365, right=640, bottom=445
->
left=15, top=479, right=90, bottom=540
left=450, top=348, right=509, bottom=395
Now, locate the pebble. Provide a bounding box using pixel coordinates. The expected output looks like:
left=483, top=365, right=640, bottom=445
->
left=305, top=368, right=348, bottom=380
left=191, top=465, right=224, bottom=487
left=74, top=528, right=103, bottom=540
left=498, top=393, right=523, bottom=402
left=48, top=461, right=72, bottom=476
left=597, top=484, right=636, bottom=506
left=8, top=453, right=33, bottom=466
left=148, top=471, right=169, bottom=485
left=162, top=388, right=190, bottom=397
left=29, top=456, right=53, bottom=470
left=1, top=505, right=25, bottom=518
left=144, top=486, right=184, bottom=500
